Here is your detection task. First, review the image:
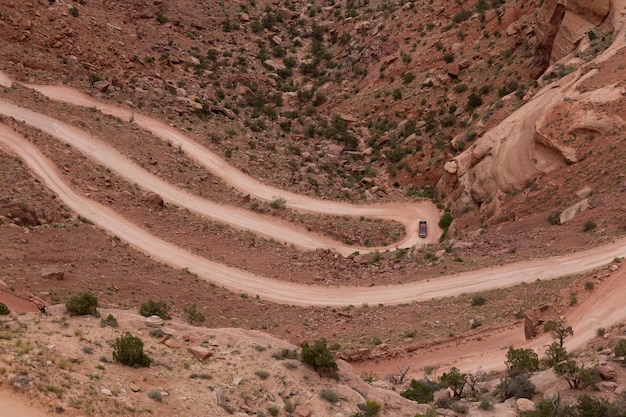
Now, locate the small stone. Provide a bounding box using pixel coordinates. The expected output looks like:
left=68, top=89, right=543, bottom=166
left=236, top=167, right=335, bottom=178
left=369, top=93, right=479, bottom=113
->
left=101, top=388, right=113, bottom=396
left=188, top=346, right=212, bottom=361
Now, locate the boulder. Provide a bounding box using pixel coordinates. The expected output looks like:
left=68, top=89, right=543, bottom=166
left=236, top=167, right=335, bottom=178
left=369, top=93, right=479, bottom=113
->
left=516, top=398, right=536, bottom=413
left=188, top=346, right=212, bottom=361
left=2, top=201, right=40, bottom=226
left=145, top=315, right=165, bottom=328
left=145, top=192, right=164, bottom=209
left=93, top=80, right=110, bottom=92
left=433, top=389, right=451, bottom=402
left=239, top=12, right=249, bottom=22
left=447, top=63, right=460, bottom=78
left=294, top=405, right=312, bottom=417
left=598, top=365, right=616, bottom=380
left=559, top=199, right=589, bottom=224
left=41, top=268, right=64, bottom=280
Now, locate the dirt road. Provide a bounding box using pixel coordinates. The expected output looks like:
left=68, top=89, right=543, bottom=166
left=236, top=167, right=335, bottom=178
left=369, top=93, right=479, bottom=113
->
left=1, top=123, right=624, bottom=307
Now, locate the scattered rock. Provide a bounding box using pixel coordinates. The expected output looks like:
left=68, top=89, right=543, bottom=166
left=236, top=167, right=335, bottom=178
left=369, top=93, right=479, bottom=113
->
left=239, top=12, right=249, bottom=22
left=598, top=365, right=616, bottom=380
left=145, top=315, right=165, bottom=328
left=2, top=201, right=39, bottom=226
left=145, top=192, right=164, bottom=209
left=41, top=267, right=64, bottom=280
left=101, top=388, right=113, bottom=397
left=188, top=346, right=212, bottom=361
left=576, top=186, right=592, bottom=199
left=559, top=199, right=590, bottom=224
left=294, top=405, right=312, bottom=417
left=93, top=80, right=110, bottom=92
left=516, top=398, right=535, bottom=413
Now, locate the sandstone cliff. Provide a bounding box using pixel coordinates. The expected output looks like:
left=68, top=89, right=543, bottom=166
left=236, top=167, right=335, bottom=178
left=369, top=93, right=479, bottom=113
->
left=436, top=0, right=626, bottom=222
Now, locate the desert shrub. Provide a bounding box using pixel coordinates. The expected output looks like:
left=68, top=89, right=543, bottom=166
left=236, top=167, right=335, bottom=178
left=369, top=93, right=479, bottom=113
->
left=272, top=348, right=297, bottom=360
left=270, top=197, right=286, bottom=210
left=505, top=347, right=539, bottom=376
left=66, top=292, right=98, bottom=316
left=440, top=367, right=467, bottom=398
left=300, top=339, right=338, bottom=373
left=267, top=405, right=280, bottom=416
left=583, top=221, right=596, bottom=232
left=553, top=359, right=601, bottom=390
left=584, top=281, right=595, bottom=290
left=471, top=296, right=486, bottom=306
left=320, top=389, right=339, bottom=403
left=100, top=314, right=119, bottom=328
left=504, top=374, right=535, bottom=399
left=614, top=339, right=626, bottom=362
left=139, top=300, right=171, bottom=320
left=401, top=72, right=416, bottom=84
left=479, top=399, right=492, bottom=410
left=148, top=390, right=162, bottom=402
left=149, top=328, right=166, bottom=338
left=255, top=370, right=270, bottom=380
left=357, top=400, right=381, bottom=416
left=443, top=53, right=455, bottom=63
left=466, top=93, right=483, bottom=110
left=112, top=332, right=151, bottom=368
left=567, top=395, right=624, bottom=417
left=0, top=302, right=10, bottom=315
left=452, top=9, right=472, bottom=23
left=401, top=379, right=436, bottom=403
left=189, top=373, right=212, bottom=380
left=453, top=83, right=468, bottom=93
left=284, top=400, right=295, bottom=413
left=183, top=304, right=205, bottom=324
left=156, top=11, right=169, bottom=24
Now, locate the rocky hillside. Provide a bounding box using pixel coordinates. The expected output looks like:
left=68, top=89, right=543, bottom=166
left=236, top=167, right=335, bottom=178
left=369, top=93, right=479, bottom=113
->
left=437, top=0, right=626, bottom=228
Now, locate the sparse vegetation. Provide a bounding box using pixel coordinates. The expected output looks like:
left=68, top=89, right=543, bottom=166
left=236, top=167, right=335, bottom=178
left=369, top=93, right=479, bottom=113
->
left=66, top=293, right=98, bottom=316
left=320, top=388, right=339, bottom=403
left=183, top=304, right=205, bottom=324
left=0, top=302, right=10, bottom=315
left=139, top=300, right=171, bottom=320
left=112, top=332, right=151, bottom=368
left=100, top=314, right=119, bottom=328
left=300, top=339, right=338, bottom=374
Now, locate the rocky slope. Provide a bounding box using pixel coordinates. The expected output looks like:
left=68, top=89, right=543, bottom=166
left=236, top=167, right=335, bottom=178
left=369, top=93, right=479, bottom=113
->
left=437, top=0, right=626, bottom=225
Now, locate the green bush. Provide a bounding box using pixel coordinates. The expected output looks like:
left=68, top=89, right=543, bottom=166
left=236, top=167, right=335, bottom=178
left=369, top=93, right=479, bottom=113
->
left=357, top=400, right=381, bottom=416
left=112, top=332, right=151, bottom=368
left=583, top=221, right=596, bottom=232
left=504, top=374, right=535, bottom=399
left=183, top=304, right=205, bottom=324
left=466, top=93, right=483, bottom=110
left=300, top=339, right=338, bottom=373
left=66, top=292, right=98, bottom=316
left=452, top=9, right=472, bottom=23
left=471, top=296, right=486, bottom=306
left=440, top=367, right=467, bottom=398
left=0, top=302, right=10, bottom=315
left=100, top=314, right=119, bottom=328
left=401, top=379, right=436, bottom=403
left=505, top=347, right=539, bottom=376
left=148, top=390, right=162, bottom=402
left=139, top=300, right=171, bottom=320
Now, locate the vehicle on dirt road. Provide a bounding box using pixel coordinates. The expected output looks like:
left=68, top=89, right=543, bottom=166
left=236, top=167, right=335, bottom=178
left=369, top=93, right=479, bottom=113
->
left=418, top=220, right=427, bottom=238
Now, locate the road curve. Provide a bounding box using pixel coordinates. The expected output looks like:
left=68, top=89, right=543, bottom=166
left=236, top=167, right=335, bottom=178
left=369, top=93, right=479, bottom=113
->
left=1, top=123, right=625, bottom=307
left=19, top=79, right=442, bottom=252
